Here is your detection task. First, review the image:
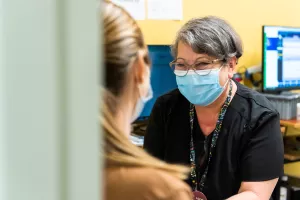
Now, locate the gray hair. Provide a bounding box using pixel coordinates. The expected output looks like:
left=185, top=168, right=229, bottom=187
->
left=171, top=16, right=243, bottom=61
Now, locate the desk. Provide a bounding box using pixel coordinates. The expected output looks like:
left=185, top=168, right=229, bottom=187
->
left=280, top=119, right=300, bottom=137
left=284, top=162, right=300, bottom=178
left=281, top=119, right=300, bottom=129
left=280, top=119, right=300, bottom=162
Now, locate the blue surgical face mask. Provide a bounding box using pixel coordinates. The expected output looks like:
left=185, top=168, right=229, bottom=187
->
left=176, top=67, right=229, bottom=106
left=131, top=84, right=153, bottom=122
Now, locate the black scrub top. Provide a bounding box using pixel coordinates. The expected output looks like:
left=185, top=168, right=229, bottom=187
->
left=144, top=81, right=284, bottom=200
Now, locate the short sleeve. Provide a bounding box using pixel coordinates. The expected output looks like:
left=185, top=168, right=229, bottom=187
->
left=240, top=112, right=284, bottom=181
left=144, top=97, right=165, bottom=160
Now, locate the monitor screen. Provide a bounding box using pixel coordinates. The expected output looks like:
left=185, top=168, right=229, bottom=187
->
left=137, top=45, right=177, bottom=121
left=263, top=26, right=300, bottom=92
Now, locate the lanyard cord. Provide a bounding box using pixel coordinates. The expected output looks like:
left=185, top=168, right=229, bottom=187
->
left=189, top=80, right=233, bottom=191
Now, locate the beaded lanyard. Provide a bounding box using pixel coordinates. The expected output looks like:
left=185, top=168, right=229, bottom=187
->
left=189, top=80, right=233, bottom=192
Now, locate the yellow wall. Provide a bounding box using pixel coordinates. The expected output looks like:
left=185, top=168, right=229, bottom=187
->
left=137, top=0, right=300, bottom=68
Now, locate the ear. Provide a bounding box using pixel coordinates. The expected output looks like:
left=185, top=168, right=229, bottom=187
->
left=227, top=57, right=237, bottom=79
left=134, top=50, right=149, bottom=82
left=133, top=50, right=150, bottom=97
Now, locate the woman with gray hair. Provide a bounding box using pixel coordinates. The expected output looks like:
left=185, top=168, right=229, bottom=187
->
left=144, top=16, right=283, bottom=200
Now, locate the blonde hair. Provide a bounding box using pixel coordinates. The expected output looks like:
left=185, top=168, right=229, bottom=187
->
left=101, top=1, right=189, bottom=179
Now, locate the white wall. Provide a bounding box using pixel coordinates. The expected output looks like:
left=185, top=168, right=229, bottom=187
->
left=0, top=0, right=101, bottom=200
left=0, top=1, right=7, bottom=199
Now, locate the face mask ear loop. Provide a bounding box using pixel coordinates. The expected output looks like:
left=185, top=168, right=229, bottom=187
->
left=223, top=78, right=230, bottom=89
left=218, top=61, right=231, bottom=88
left=218, top=61, right=227, bottom=72
left=142, top=84, right=153, bottom=102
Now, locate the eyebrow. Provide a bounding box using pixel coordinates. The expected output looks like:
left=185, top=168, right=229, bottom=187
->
left=176, top=57, right=211, bottom=61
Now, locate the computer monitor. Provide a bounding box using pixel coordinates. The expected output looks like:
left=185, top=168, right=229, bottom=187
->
left=136, top=45, right=177, bottom=121
left=262, top=26, right=300, bottom=93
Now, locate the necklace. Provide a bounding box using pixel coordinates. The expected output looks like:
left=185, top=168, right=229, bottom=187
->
left=189, top=80, right=233, bottom=192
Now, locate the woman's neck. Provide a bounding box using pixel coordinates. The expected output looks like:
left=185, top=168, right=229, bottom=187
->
left=115, top=102, right=133, bottom=138
left=195, top=80, right=237, bottom=125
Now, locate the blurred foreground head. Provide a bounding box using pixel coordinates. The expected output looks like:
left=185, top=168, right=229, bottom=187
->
left=101, top=0, right=188, bottom=179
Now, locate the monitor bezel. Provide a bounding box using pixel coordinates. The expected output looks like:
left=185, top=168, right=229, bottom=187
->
left=262, top=25, right=300, bottom=93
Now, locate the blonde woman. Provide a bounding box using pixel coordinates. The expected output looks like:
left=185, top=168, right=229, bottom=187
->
left=101, top=1, right=193, bottom=200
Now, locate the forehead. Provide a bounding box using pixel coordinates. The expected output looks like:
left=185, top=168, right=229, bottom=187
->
left=177, top=41, right=212, bottom=62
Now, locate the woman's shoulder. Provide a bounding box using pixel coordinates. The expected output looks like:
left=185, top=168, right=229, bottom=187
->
left=231, top=81, right=279, bottom=122
left=156, top=88, right=182, bottom=104
left=154, top=88, right=189, bottom=114
left=105, top=167, right=192, bottom=200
